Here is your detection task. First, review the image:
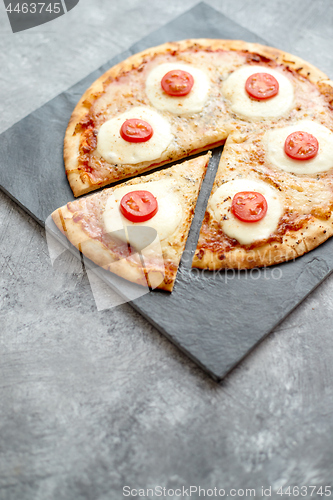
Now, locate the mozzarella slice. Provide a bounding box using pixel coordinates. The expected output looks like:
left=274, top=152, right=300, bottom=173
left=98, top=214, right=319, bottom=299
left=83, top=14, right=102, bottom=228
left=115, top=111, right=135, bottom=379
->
left=145, top=63, right=210, bottom=115
left=97, top=106, right=173, bottom=164
left=264, top=120, right=333, bottom=174
left=210, top=179, right=283, bottom=245
left=103, top=179, right=183, bottom=250
left=222, top=65, right=294, bottom=120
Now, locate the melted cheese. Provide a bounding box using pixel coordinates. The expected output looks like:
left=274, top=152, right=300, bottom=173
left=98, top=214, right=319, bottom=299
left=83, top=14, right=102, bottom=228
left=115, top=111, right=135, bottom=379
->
left=145, top=63, right=210, bottom=115
left=97, top=106, right=173, bottom=164
left=210, top=179, right=283, bottom=245
left=222, top=65, right=294, bottom=120
left=103, top=179, right=183, bottom=250
left=264, top=120, right=333, bottom=174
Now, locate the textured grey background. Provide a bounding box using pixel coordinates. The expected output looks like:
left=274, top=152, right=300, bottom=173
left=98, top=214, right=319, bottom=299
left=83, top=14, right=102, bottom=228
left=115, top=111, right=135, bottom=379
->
left=1, top=1, right=333, bottom=499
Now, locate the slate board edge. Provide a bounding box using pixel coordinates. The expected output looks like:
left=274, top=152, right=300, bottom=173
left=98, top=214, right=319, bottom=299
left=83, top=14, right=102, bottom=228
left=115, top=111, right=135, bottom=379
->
left=212, top=268, right=333, bottom=381
left=0, top=183, right=43, bottom=225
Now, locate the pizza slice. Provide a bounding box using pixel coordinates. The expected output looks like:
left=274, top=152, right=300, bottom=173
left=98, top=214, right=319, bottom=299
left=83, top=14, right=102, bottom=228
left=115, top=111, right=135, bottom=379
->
left=192, top=122, right=333, bottom=270
left=52, top=153, right=210, bottom=291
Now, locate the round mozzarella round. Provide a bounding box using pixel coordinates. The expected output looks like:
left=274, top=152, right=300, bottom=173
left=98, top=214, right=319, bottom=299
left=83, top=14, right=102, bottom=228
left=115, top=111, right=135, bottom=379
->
left=145, top=63, right=210, bottom=115
left=222, top=65, right=294, bottom=120
left=103, top=179, right=183, bottom=250
left=264, top=120, right=333, bottom=174
left=97, top=106, right=173, bottom=164
left=210, top=179, right=283, bottom=245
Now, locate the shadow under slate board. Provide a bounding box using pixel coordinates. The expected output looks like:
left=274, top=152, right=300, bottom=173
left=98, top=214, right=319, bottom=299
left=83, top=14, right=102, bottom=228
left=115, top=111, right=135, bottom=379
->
left=1, top=2, right=333, bottom=380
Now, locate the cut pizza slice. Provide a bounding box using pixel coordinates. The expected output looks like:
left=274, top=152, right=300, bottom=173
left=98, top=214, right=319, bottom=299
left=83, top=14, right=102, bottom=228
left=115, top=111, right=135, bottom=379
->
left=52, top=153, right=210, bottom=291
left=192, top=123, right=333, bottom=270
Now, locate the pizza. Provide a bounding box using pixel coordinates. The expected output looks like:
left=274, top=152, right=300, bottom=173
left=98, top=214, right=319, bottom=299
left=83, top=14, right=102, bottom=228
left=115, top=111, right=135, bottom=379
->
left=52, top=153, right=210, bottom=291
left=59, top=38, right=333, bottom=285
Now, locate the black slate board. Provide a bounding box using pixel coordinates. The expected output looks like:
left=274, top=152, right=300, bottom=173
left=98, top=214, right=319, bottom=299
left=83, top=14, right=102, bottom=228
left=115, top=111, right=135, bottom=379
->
left=1, top=2, right=333, bottom=380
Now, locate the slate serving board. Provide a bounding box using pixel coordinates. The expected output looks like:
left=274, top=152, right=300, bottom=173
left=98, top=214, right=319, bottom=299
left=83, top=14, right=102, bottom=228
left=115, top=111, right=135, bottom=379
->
left=1, top=2, right=333, bottom=380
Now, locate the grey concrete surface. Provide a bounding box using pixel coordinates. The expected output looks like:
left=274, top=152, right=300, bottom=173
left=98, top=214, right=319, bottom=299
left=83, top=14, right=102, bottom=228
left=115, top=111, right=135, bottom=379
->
left=1, top=1, right=333, bottom=499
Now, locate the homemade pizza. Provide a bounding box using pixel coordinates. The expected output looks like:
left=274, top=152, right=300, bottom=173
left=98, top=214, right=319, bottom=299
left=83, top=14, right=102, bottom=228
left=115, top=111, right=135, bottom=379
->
left=57, top=38, right=333, bottom=286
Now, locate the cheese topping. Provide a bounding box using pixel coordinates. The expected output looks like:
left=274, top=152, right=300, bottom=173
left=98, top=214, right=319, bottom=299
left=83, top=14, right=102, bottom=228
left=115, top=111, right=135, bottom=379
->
left=103, top=179, right=183, bottom=250
left=97, top=106, right=173, bottom=164
left=264, top=120, right=333, bottom=174
left=145, top=63, right=210, bottom=115
left=210, top=179, right=283, bottom=245
left=222, top=65, right=294, bottom=120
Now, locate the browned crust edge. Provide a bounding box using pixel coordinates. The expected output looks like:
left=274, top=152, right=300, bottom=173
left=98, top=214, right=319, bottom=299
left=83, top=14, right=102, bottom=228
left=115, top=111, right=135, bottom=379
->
left=65, top=39, right=331, bottom=197
left=192, top=216, right=333, bottom=270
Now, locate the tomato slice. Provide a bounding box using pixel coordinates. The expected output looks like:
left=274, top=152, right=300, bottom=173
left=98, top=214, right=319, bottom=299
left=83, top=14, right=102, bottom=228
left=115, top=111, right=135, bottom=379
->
left=120, top=190, right=158, bottom=223
left=161, top=69, right=194, bottom=96
left=245, top=72, right=279, bottom=100
left=231, top=191, right=268, bottom=223
left=284, top=131, right=319, bottom=160
left=120, top=118, right=153, bottom=143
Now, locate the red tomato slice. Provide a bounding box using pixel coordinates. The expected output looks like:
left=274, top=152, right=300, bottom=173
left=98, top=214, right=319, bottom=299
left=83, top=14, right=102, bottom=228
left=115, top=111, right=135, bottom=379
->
left=284, top=131, right=319, bottom=160
left=161, top=69, right=194, bottom=96
left=120, top=119, right=153, bottom=143
left=120, top=190, right=158, bottom=223
left=245, top=72, right=279, bottom=100
left=231, top=191, right=268, bottom=223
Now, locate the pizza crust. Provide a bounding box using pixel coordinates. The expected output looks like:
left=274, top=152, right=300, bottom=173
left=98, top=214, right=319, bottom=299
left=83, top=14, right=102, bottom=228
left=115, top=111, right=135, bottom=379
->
left=192, top=216, right=333, bottom=270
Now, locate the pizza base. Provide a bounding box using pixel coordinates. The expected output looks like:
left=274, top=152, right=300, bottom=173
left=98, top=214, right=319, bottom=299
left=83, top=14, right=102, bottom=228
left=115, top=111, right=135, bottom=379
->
left=53, top=153, right=210, bottom=291
left=65, top=39, right=333, bottom=198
